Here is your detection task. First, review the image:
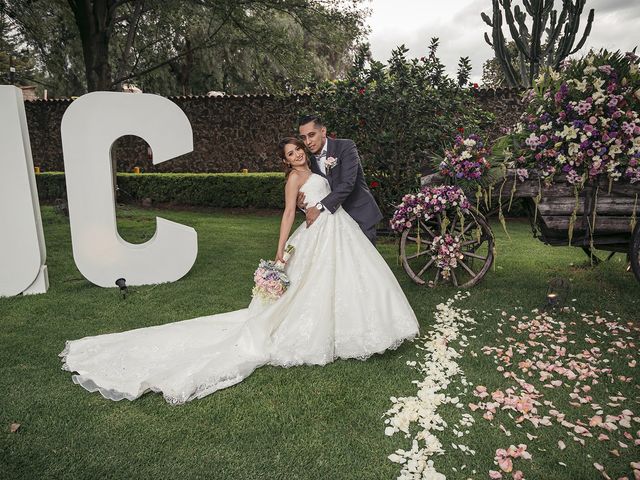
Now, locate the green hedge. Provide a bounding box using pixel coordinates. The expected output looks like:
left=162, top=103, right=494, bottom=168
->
left=36, top=172, right=286, bottom=209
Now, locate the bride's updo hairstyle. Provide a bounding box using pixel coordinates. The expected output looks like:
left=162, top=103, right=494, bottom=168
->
left=278, top=137, right=309, bottom=178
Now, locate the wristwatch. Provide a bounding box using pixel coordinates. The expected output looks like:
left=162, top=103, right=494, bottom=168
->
left=315, top=202, right=325, bottom=211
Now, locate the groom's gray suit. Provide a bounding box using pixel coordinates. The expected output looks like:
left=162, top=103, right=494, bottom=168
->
left=310, top=137, right=383, bottom=244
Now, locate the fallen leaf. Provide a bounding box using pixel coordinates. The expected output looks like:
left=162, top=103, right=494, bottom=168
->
left=9, top=423, right=20, bottom=433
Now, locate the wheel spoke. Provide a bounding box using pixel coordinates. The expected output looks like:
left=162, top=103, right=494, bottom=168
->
left=433, top=269, right=440, bottom=287
left=460, top=239, right=479, bottom=247
left=451, top=268, right=458, bottom=287
left=463, top=251, right=487, bottom=261
left=458, top=258, right=477, bottom=277
left=407, top=236, right=431, bottom=244
left=406, top=250, right=430, bottom=260
left=460, top=220, right=478, bottom=236
left=417, top=257, right=436, bottom=278
left=419, top=221, right=438, bottom=239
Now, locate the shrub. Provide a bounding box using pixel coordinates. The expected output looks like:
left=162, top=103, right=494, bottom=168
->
left=35, top=172, right=286, bottom=209
left=309, top=38, right=494, bottom=218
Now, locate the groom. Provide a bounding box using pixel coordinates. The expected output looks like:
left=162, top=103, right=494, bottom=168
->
left=297, top=115, right=383, bottom=245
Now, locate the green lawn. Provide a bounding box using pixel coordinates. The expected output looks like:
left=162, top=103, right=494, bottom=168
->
left=1, top=206, right=637, bottom=479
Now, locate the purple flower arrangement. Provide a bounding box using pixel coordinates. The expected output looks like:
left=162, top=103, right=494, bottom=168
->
left=390, top=185, right=470, bottom=233
left=506, top=50, right=640, bottom=186
left=439, top=134, right=492, bottom=181
left=252, top=245, right=294, bottom=303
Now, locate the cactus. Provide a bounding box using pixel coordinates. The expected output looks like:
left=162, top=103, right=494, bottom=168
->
left=482, top=0, right=594, bottom=87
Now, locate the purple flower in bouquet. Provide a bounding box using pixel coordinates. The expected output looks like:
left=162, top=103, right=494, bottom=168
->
left=598, top=65, right=614, bottom=76
left=439, top=134, right=491, bottom=181
left=508, top=51, right=640, bottom=186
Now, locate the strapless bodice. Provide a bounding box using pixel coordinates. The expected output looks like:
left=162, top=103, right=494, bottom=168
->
left=300, top=173, right=331, bottom=205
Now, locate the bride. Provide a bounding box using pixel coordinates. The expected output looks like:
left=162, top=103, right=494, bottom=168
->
left=60, top=137, right=420, bottom=404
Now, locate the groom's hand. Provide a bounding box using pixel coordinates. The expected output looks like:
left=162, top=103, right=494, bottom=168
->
left=305, top=206, right=321, bottom=227
left=297, top=192, right=308, bottom=212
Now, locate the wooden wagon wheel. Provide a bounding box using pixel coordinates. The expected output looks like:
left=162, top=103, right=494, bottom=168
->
left=399, top=208, right=494, bottom=287
left=630, top=222, right=640, bottom=283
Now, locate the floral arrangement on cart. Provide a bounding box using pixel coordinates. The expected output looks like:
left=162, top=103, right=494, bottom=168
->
left=392, top=49, right=640, bottom=287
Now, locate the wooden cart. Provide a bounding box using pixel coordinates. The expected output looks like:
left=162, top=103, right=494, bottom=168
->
left=399, top=169, right=640, bottom=287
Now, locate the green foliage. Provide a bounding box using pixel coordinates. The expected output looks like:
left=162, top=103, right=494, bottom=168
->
left=0, top=12, right=40, bottom=87
left=1, top=0, right=368, bottom=96
left=35, top=172, right=67, bottom=201
left=36, top=172, right=286, bottom=208
left=309, top=39, right=494, bottom=219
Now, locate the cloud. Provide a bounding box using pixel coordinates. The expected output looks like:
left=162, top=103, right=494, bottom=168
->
left=366, top=0, right=640, bottom=84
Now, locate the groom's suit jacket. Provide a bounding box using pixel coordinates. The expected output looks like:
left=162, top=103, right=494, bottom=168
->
left=310, top=137, right=383, bottom=231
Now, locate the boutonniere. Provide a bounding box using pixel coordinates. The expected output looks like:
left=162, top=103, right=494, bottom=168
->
left=325, top=156, right=338, bottom=171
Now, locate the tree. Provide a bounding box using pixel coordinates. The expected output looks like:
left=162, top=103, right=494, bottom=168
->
left=0, top=11, right=39, bottom=86
left=1, top=0, right=368, bottom=95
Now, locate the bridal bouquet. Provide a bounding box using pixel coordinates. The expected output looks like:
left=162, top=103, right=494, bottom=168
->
left=252, top=244, right=295, bottom=304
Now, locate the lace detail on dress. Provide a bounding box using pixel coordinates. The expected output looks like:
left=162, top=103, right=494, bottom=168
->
left=59, top=173, right=420, bottom=404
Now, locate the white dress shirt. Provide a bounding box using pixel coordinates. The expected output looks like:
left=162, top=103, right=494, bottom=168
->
left=315, top=140, right=328, bottom=175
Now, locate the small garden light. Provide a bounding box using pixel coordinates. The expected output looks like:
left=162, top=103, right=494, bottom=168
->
left=545, top=277, right=570, bottom=310
left=115, top=278, right=128, bottom=299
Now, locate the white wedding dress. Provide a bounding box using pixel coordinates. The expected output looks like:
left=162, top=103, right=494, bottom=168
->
left=60, top=174, right=419, bottom=404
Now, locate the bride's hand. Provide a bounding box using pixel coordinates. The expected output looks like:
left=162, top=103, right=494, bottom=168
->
left=275, top=250, right=286, bottom=264
left=296, top=192, right=308, bottom=211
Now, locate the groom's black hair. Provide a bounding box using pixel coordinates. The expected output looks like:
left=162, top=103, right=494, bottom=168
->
left=298, top=114, right=324, bottom=128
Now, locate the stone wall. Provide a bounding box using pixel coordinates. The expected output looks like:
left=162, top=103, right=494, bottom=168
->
left=24, top=89, right=525, bottom=173
left=472, top=87, right=526, bottom=141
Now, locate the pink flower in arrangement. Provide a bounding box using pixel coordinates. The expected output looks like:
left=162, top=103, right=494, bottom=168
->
left=390, top=186, right=470, bottom=233
left=430, top=234, right=464, bottom=280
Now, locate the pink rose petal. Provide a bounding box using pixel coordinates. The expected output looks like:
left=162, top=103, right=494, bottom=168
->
left=498, top=457, right=513, bottom=473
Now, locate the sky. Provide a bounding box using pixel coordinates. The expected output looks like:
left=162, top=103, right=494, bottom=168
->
left=365, top=0, right=640, bottom=84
